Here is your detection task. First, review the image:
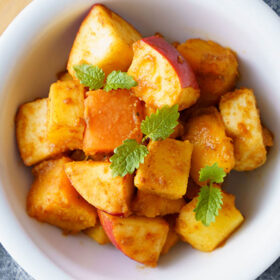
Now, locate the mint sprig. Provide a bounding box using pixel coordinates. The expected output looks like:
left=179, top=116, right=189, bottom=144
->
left=141, top=105, right=179, bottom=142
left=104, top=70, right=138, bottom=92
left=110, top=139, right=149, bottom=177
left=193, top=163, right=225, bottom=226
left=109, top=105, right=180, bottom=177
left=73, top=64, right=105, bottom=90
left=73, top=64, right=137, bottom=91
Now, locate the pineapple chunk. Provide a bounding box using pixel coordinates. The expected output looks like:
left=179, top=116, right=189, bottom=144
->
left=64, top=161, right=134, bottom=216
left=161, top=229, right=180, bottom=255
left=262, top=126, right=274, bottom=148
left=27, top=157, right=97, bottom=233
left=185, top=177, right=201, bottom=200
left=176, top=192, right=244, bottom=252
left=169, top=122, right=185, bottom=139
left=47, top=80, right=85, bottom=150
left=183, top=107, right=235, bottom=185
left=67, top=4, right=141, bottom=77
left=219, top=88, right=267, bottom=171
left=161, top=215, right=180, bottom=255
left=99, top=210, right=169, bottom=267
left=177, top=39, right=239, bottom=106
left=132, top=191, right=185, bottom=218
left=83, top=89, right=144, bottom=155
left=84, top=223, right=110, bottom=245
left=16, top=98, right=64, bottom=166
left=134, top=139, right=193, bottom=199
left=58, top=71, right=73, bottom=81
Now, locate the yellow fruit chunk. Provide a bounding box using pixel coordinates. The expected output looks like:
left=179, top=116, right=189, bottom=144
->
left=64, top=161, right=134, bottom=216
left=67, top=4, right=141, bottom=76
left=219, top=88, right=267, bottom=171
left=176, top=192, right=244, bottom=252
left=27, top=157, right=97, bottom=233
left=183, top=107, right=235, bottom=185
left=132, top=191, right=185, bottom=218
left=16, top=98, right=64, bottom=166
left=135, top=139, right=193, bottom=199
left=84, top=224, right=110, bottom=245
left=47, top=80, right=85, bottom=150
left=177, top=39, right=239, bottom=106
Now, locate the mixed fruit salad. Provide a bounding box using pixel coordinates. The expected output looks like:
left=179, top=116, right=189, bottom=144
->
left=15, top=4, right=273, bottom=267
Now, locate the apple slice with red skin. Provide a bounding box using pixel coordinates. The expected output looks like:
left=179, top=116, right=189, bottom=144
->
left=64, top=161, right=134, bottom=217
left=128, top=36, right=200, bottom=110
left=98, top=210, right=169, bottom=267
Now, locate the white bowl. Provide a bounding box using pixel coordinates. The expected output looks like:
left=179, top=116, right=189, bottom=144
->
left=0, top=0, right=280, bottom=279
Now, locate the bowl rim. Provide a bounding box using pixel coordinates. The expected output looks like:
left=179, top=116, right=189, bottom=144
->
left=0, top=0, right=280, bottom=279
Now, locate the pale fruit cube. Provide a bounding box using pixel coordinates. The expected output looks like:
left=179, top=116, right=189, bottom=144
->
left=262, top=126, right=274, bottom=148
left=128, top=36, right=200, bottom=110
left=58, top=71, right=73, bottom=81
left=183, top=107, right=235, bottom=185
left=219, top=88, right=267, bottom=171
left=177, top=39, right=239, bottom=106
left=161, top=215, right=180, bottom=255
left=169, top=122, right=185, bottom=139
left=132, top=191, right=185, bottom=218
left=185, top=177, right=201, bottom=200
left=16, top=98, right=64, bottom=166
left=27, top=157, right=97, bottom=233
left=64, top=161, right=134, bottom=216
left=67, top=4, right=141, bottom=76
left=161, top=230, right=180, bottom=255
left=47, top=80, right=85, bottom=150
left=84, top=224, right=110, bottom=245
left=99, top=210, right=169, bottom=267
left=134, top=139, right=193, bottom=199
left=176, top=191, right=244, bottom=252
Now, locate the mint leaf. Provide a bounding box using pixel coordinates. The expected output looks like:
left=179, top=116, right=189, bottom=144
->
left=104, top=70, right=138, bottom=92
left=199, top=163, right=226, bottom=184
left=73, top=64, right=105, bottom=90
left=194, top=185, right=223, bottom=226
left=194, top=163, right=226, bottom=226
left=141, top=105, right=179, bottom=142
left=110, top=139, right=149, bottom=177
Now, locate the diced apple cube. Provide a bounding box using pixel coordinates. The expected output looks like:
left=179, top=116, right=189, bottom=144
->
left=64, top=161, right=134, bottom=216
left=99, top=210, right=169, bottom=267
left=16, top=98, right=64, bottom=166
left=27, top=157, right=97, bottom=233
left=83, top=89, right=144, bottom=155
left=219, top=88, right=267, bottom=171
left=128, top=36, right=200, bottom=110
left=84, top=223, right=110, bottom=245
left=176, top=192, right=244, bottom=252
left=183, top=107, right=235, bottom=185
left=47, top=80, right=85, bottom=150
left=177, top=39, right=239, bottom=106
left=67, top=4, right=141, bottom=77
left=134, top=139, right=193, bottom=199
